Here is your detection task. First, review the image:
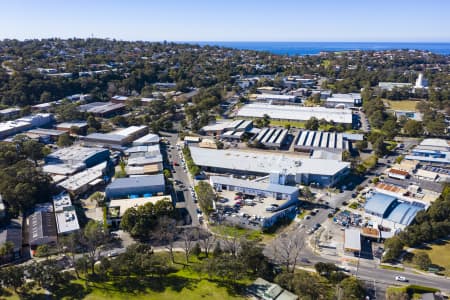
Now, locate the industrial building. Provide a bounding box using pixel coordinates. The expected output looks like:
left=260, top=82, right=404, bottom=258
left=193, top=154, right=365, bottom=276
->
left=324, top=93, right=362, bottom=108
left=344, top=228, right=361, bottom=253
left=0, top=113, right=54, bottom=139
left=132, top=133, right=160, bottom=146
left=377, top=82, right=412, bottom=91
left=237, top=103, right=353, bottom=125
left=0, top=220, right=22, bottom=262
left=255, top=93, right=300, bottom=104
left=294, top=130, right=349, bottom=153
left=28, top=203, right=57, bottom=248
left=364, top=192, right=426, bottom=231
left=210, top=176, right=299, bottom=201
left=57, top=162, right=108, bottom=195
left=53, top=193, right=80, bottom=235
left=0, top=107, right=21, bottom=119
left=200, top=119, right=253, bottom=137
left=56, top=121, right=88, bottom=135
left=253, top=127, right=289, bottom=149
left=105, top=174, right=165, bottom=200
left=78, top=102, right=126, bottom=118
left=124, top=144, right=163, bottom=175
left=107, top=195, right=172, bottom=227
left=25, top=128, right=67, bottom=143
left=46, top=145, right=110, bottom=168
left=248, top=278, right=298, bottom=300
left=83, top=125, right=148, bottom=148
left=405, top=139, right=450, bottom=165
left=189, top=147, right=350, bottom=187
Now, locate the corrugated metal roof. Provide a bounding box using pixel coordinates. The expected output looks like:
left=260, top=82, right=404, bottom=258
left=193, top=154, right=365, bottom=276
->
left=364, top=193, right=397, bottom=216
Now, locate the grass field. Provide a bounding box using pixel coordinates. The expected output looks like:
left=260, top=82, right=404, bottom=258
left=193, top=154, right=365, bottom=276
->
left=269, top=119, right=305, bottom=128
left=383, top=99, right=419, bottom=111
left=413, top=240, right=450, bottom=276
left=2, top=252, right=250, bottom=300
left=379, top=264, right=405, bottom=271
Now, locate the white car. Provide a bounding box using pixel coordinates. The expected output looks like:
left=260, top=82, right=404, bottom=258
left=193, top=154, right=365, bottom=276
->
left=395, top=276, right=408, bottom=282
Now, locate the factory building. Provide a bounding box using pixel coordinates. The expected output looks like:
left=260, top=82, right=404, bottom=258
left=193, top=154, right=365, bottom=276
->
left=237, top=103, right=353, bottom=125
left=83, top=125, right=148, bottom=148
left=200, top=119, right=253, bottom=138
left=324, top=93, right=362, bottom=108
left=105, top=174, right=165, bottom=200
left=294, top=130, right=350, bottom=153
left=53, top=193, right=80, bottom=235
left=253, top=127, right=289, bottom=149
left=0, top=113, right=54, bottom=139
left=405, top=139, right=450, bottom=165
left=78, top=102, right=126, bottom=118
left=189, top=147, right=350, bottom=187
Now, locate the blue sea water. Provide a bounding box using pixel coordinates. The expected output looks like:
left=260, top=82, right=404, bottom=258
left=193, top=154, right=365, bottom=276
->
left=193, top=41, right=450, bottom=56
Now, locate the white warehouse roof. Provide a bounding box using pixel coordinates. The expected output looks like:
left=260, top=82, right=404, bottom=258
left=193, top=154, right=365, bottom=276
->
left=189, top=147, right=349, bottom=177
left=237, top=103, right=353, bottom=124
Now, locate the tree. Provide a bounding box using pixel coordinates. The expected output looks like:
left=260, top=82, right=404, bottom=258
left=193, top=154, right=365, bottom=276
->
left=154, top=216, right=178, bottom=262
left=337, top=277, right=366, bottom=300
left=0, top=241, right=14, bottom=262
left=181, top=227, right=197, bottom=263
left=0, top=266, right=25, bottom=294
left=305, top=117, right=319, bottom=130
left=163, top=168, right=172, bottom=179
left=192, top=243, right=202, bottom=257
left=195, top=181, right=215, bottom=216
left=355, top=140, right=368, bottom=152
left=87, top=115, right=101, bottom=131
left=57, top=133, right=72, bottom=147
left=35, top=244, right=50, bottom=259
left=15, top=137, right=46, bottom=166
left=198, top=227, right=215, bottom=257
left=413, top=252, right=432, bottom=270
left=383, top=236, right=404, bottom=262
left=403, top=119, right=423, bottom=137
left=79, top=220, right=109, bottom=274
left=271, top=232, right=304, bottom=273
left=381, top=119, right=398, bottom=139
left=301, top=186, right=314, bottom=202
left=373, top=137, right=387, bottom=156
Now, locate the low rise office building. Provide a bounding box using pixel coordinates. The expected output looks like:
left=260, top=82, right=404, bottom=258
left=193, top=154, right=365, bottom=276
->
left=53, top=193, right=80, bottom=235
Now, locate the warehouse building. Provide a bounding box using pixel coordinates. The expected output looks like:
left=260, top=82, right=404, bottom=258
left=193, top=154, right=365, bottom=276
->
left=344, top=228, right=361, bottom=253
left=324, top=93, right=362, bottom=108
left=253, top=127, right=289, bottom=149
left=0, top=113, right=54, bottom=139
left=294, top=130, right=349, bottom=153
left=25, top=128, right=67, bottom=143
left=46, top=145, right=110, bottom=168
left=364, top=192, right=426, bottom=231
left=132, top=133, right=160, bottom=146
left=28, top=203, right=57, bottom=249
left=57, top=162, right=109, bottom=195
left=0, top=220, right=22, bottom=262
left=105, top=174, right=165, bottom=200
left=56, top=121, right=88, bottom=135
left=124, top=144, right=163, bottom=175
left=200, top=119, right=253, bottom=137
left=237, top=103, right=353, bottom=125
left=78, top=102, right=126, bottom=118
left=210, top=175, right=299, bottom=201
left=189, top=147, right=350, bottom=187
left=83, top=125, right=148, bottom=148
left=405, top=139, right=450, bottom=165
left=0, top=107, right=21, bottom=119
left=52, top=193, right=80, bottom=235
left=255, top=93, right=300, bottom=104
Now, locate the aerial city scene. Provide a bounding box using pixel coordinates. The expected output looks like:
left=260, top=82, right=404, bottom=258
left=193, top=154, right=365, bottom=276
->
left=0, top=1, right=449, bottom=299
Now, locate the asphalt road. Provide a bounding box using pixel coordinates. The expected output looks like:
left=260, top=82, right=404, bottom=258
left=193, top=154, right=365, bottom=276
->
left=162, top=132, right=200, bottom=227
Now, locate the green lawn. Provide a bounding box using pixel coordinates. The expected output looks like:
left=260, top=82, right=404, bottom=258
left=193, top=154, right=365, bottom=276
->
left=3, top=252, right=250, bottom=300
left=269, top=119, right=305, bottom=128
left=413, top=240, right=450, bottom=276
left=379, top=264, right=405, bottom=271
left=384, top=100, right=419, bottom=111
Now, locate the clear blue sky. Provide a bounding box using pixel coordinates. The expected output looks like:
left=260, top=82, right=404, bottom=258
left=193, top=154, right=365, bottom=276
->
left=1, top=0, right=449, bottom=42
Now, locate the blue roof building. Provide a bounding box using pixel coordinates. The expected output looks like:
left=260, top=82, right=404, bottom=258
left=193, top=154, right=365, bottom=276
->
left=364, top=193, right=397, bottom=218
left=386, top=202, right=425, bottom=226
left=105, top=174, right=165, bottom=200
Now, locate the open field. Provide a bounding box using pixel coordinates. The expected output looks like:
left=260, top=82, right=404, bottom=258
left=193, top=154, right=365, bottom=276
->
left=2, top=252, right=250, bottom=300
left=269, top=119, right=305, bottom=128
left=383, top=99, right=419, bottom=111
left=413, top=240, right=450, bottom=276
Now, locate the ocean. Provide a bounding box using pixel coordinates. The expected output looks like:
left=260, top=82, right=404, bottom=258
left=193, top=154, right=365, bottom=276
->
left=193, top=41, right=450, bottom=56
